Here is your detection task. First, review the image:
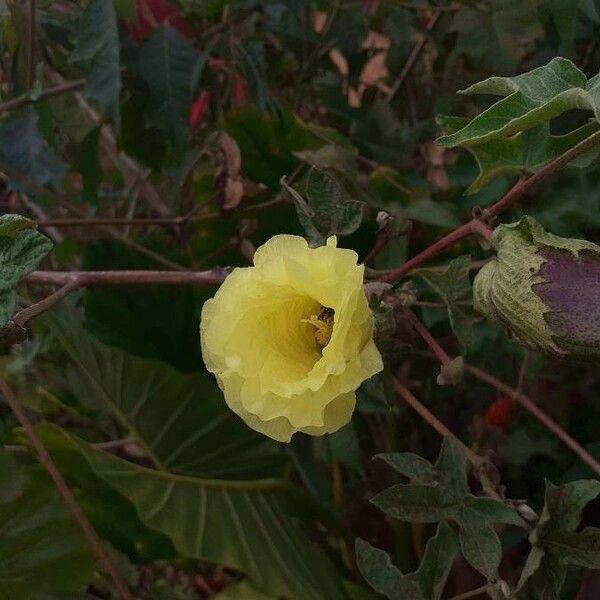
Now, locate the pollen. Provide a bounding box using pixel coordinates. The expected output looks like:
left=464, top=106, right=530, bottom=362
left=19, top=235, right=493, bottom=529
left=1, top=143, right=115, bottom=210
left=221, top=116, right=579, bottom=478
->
left=303, top=307, right=335, bottom=348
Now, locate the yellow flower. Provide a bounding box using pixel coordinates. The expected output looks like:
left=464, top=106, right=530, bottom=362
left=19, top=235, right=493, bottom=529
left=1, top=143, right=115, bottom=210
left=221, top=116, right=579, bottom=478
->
left=200, top=235, right=383, bottom=442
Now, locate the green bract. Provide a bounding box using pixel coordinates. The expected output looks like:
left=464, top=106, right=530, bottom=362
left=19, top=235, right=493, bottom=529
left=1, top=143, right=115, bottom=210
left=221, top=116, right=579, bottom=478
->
left=473, top=216, right=600, bottom=359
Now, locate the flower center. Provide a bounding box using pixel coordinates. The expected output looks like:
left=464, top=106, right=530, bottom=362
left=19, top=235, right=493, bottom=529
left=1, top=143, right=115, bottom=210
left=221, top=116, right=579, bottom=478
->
left=303, top=306, right=335, bottom=348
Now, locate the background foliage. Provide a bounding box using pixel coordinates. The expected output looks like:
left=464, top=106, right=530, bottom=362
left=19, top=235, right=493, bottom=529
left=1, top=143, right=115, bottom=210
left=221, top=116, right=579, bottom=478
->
left=1, top=0, right=600, bottom=598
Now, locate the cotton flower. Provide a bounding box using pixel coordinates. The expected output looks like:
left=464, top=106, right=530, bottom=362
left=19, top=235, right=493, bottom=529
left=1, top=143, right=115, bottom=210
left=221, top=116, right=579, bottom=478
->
left=473, top=216, right=600, bottom=359
left=200, top=235, right=383, bottom=442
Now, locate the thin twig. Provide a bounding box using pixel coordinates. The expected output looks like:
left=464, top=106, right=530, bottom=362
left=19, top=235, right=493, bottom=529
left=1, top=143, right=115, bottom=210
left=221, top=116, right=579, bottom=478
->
left=25, top=269, right=229, bottom=287
left=392, top=377, right=503, bottom=501
left=464, top=364, right=600, bottom=478
left=516, top=351, right=530, bottom=392
left=0, top=375, right=134, bottom=600
left=381, top=129, right=600, bottom=284
left=34, top=198, right=285, bottom=229
left=0, top=79, right=86, bottom=114
left=386, top=11, right=441, bottom=103
left=13, top=279, right=80, bottom=327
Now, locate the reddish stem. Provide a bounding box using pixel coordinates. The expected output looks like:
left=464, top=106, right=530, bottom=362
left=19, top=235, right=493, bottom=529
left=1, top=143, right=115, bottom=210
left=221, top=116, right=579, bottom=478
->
left=405, top=308, right=451, bottom=365
left=381, top=128, right=600, bottom=284
left=381, top=222, right=473, bottom=283
left=464, top=364, right=600, bottom=478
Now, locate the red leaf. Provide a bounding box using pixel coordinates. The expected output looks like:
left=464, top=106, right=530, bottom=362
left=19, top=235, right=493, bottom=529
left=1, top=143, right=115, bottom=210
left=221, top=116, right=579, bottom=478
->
left=232, top=73, right=247, bottom=104
left=485, top=397, right=518, bottom=430
left=127, top=0, right=193, bottom=43
left=189, top=92, right=210, bottom=128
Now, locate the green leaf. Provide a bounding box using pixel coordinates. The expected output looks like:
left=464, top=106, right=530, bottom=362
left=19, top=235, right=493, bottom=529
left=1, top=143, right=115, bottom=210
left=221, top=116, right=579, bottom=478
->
left=237, top=41, right=268, bottom=109
left=374, top=452, right=437, bottom=485
left=215, top=580, right=275, bottom=599
left=294, top=143, right=358, bottom=175
left=403, top=198, right=461, bottom=229
left=225, top=107, right=321, bottom=190
left=82, top=241, right=201, bottom=372
left=540, top=0, right=581, bottom=55
left=283, top=167, right=364, bottom=245
left=519, top=479, right=600, bottom=597
left=0, top=447, right=26, bottom=503
left=0, top=214, right=53, bottom=324
left=0, top=108, right=66, bottom=190
left=356, top=539, right=425, bottom=600
left=438, top=57, right=600, bottom=149
left=70, top=0, right=121, bottom=125
left=458, top=511, right=502, bottom=581
left=0, top=464, right=95, bottom=599
left=139, top=24, right=198, bottom=149
left=32, top=423, right=176, bottom=562
left=544, top=528, right=600, bottom=568
left=42, top=426, right=349, bottom=600
left=438, top=117, right=600, bottom=193
left=73, top=125, right=102, bottom=203
left=414, top=522, right=459, bottom=600
left=419, top=256, right=477, bottom=351
left=50, top=320, right=285, bottom=480
left=356, top=522, right=458, bottom=600
left=451, top=0, right=543, bottom=74
left=371, top=438, right=526, bottom=581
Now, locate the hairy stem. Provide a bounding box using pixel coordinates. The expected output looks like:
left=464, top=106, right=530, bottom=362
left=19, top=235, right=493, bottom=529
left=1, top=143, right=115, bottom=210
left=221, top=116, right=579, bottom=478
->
left=0, top=375, right=134, bottom=600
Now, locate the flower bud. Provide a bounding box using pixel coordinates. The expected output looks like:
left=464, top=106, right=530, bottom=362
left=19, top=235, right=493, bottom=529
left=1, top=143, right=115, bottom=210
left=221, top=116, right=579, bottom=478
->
left=473, top=216, right=600, bottom=359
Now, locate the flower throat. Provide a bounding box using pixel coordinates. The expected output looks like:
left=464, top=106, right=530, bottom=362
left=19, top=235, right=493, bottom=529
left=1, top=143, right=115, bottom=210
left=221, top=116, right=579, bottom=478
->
left=304, top=306, right=335, bottom=348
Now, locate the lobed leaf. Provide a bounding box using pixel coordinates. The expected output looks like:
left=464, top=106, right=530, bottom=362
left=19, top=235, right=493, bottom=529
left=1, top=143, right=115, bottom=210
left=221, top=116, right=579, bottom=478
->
left=419, top=255, right=477, bottom=351
left=518, top=479, right=600, bottom=597
left=438, top=58, right=600, bottom=148
left=356, top=522, right=458, bottom=600
left=372, top=438, right=526, bottom=582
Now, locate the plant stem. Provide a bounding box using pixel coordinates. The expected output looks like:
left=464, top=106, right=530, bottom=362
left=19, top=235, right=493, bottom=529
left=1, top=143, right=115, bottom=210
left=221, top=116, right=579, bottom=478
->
left=0, top=375, right=134, bottom=600
left=25, top=269, right=229, bottom=287
left=386, top=11, right=441, bottom=103
left=393, top=377, right=466, bottom=450
left=381, top=221, right=474, bottom=283
left=464, top=364, right=600, bottom=478
left=13, top=279, right=80, bottom=327
left=0, top=79, right=86, bottom=114
left=392, top=377, right=503, bottom=501
left=381, top=129, right=600, bottom=284
left=404, top=308, right=451, bottom=364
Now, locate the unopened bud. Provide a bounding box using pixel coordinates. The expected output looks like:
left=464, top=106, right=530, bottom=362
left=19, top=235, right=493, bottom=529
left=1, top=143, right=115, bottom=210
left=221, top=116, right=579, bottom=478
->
left=473, top=216, right=600, bottom=359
